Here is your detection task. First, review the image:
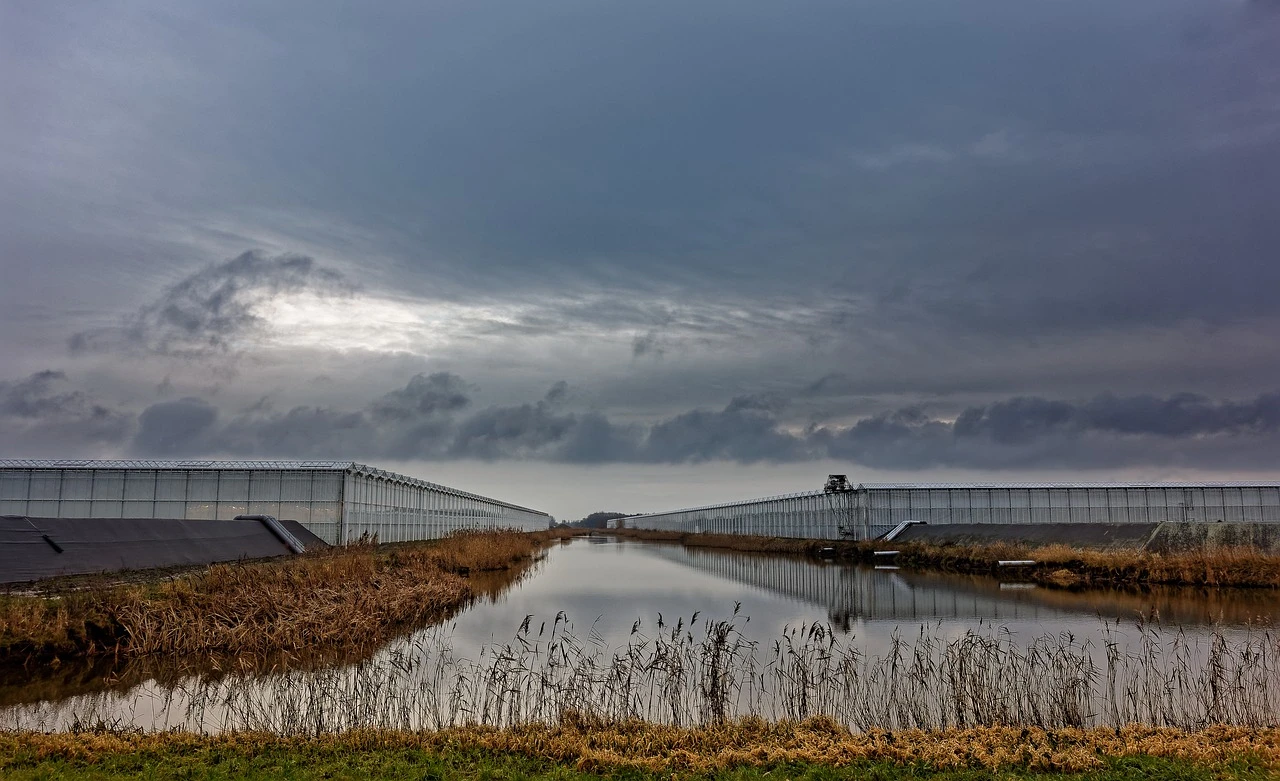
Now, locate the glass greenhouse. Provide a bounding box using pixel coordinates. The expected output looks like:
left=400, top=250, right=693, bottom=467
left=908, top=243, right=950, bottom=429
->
left=627, top=481, right=1280, bottom=541
left=0, top=460, right=551, bottom=545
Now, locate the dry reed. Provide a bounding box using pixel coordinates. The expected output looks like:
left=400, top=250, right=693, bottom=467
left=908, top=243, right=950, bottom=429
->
left=4, top=715, right=1279, bottom=774
left=8, top=613, right=1277, bottom=735
left=892, top=541, right=1280, bottom=589
left=0, top=529, right=578, bottom=664
left=615, top=529, right=1280, bottom=588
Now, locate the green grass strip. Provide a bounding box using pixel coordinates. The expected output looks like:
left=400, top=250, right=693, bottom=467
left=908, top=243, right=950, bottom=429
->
left=1, top=746, right=1273, bottom=780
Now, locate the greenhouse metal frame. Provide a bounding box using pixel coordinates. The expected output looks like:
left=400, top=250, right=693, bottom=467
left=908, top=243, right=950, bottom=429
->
left=626, top=481, right=1280, bottom=541
left=0, top=459, right=551, bottom=544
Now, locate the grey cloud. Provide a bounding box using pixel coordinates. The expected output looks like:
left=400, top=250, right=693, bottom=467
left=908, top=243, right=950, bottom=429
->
left=803, top=373, right=857, bottom=397
left=544, top=381, right=570, bottom=406
left=133, top=398, right=219, bottom=455
left=69, top=251, right=352, bottom=357
left=449, top=402, right=579, bottom=461
left=365, top=372, right=475, bottom=459
left=641, top=395, right=807, bottom=464
left=1080, top=392, right=1280, bottom=437
left=6, top=0, right=1278, bottom=442
left=6, top=0, right=1280, bottom=523
left=724, top=393, right=787, bottom=415
left=445, top=391, right=803, bottom=464
left=0, top=370, right=81, bottom=419
left=817, top=407, right=957, bottom=470
left=952, top=397, right=1078, bottom=445
left=124, top=377, right=588, bottom=462
left=368, top=372, right=472, bottom=423
left=444, top=381, right=599, bottom=461
left=952, top=392, right=1280, bottom=444
left=7, top=369, right=1280, bottom=471
left=558, top=412, right=643, bottom=464
left=220, top=405, right=372, bottom=459
left=0, top=371, right=133, bottom=449
left=820, top=391, right=1280, bottom=470
left=632, top=332, right=664, bottom=358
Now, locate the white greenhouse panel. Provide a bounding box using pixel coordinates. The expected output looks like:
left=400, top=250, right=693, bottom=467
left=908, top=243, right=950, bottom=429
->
left=0, top=461, right=550, bottom=546
left=628, top=481, right=1280, bottom=541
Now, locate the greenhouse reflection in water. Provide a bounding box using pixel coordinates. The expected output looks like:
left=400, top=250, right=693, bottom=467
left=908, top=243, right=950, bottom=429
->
left=2, top=536, right=1277, bottom=733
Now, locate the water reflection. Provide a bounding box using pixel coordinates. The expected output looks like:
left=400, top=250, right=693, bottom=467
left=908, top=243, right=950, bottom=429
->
left=635, top=543, right=1280, bottom=629
left=1, top=535, right=1277, bottom=732
left=0, top=545, right=548, bottom=710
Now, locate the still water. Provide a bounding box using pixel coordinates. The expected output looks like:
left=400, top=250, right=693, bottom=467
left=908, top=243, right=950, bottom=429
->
left=3, top=535, right=1278, bottom=732
left=445, top=535, right=1278, bottom=648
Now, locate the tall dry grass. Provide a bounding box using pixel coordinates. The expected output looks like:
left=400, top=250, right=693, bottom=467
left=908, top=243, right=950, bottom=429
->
left=892, top=541, right=1280, bottom=589
left=10, top=613, right=1277, bottom=735
left=614, top=529, right=1280, bottom=588
left=0, top=529, right=576, bottom=664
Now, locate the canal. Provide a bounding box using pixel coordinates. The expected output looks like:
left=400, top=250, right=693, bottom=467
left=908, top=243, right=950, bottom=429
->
left=3, top=535, right=1278, bottom=732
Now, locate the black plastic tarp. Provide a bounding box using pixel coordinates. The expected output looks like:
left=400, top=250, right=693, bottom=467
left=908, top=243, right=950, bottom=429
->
left=277, top=519, right=328, bottom=550
left=0, top=516, right=318, bottom=585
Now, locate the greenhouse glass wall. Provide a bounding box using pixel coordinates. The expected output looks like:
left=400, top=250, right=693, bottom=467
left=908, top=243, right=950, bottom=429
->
left=0, top=460, right=551, bottom=544
left=627, top=482, right=1280, bottom=541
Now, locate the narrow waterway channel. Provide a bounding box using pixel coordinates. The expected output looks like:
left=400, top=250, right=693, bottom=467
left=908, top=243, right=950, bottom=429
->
left=4, top=535, right=1278, bottom=732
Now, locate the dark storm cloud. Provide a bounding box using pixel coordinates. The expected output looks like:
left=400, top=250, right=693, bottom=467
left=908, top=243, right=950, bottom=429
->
left=0, top=371, right=132, bottom=449
left=818, top=391, right=1280, bottom=470
left=0, top=371, right=82, bottom=419
left=631, top=332, right=664, bottom=359
left=544, top=381, right=570, bottom=405
left=133, top=398, right=219, bottom=455
left=368, top=372, right=472, bottom=422
left=951, top=392, right=1280, bottom=443
left=642, top=394, right=806, bottom=463
left=557, top=412, right=644, bottom=464
left=6, top=369, right=1280, bottom=470
left=12, top=0, right=1276, bottom=324
left=440, top=382, right=587, bottom=460
left=144, top=383, right=1280, bottom=468
left=69, top=251, right=351, bottom=357
left=219, top=405, right=372, bottom=459
left=117, top=376, right=591, bottom=461
left=3, top=0, right=1280, bottom=488
left=449, top=402, right=579, bottom=460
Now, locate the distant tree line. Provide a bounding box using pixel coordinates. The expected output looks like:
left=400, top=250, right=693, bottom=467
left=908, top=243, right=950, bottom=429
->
left=562, top=511, right=635, bottom=529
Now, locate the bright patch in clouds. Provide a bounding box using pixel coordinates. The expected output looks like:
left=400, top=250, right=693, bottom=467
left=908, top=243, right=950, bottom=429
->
left=264, top=292, right=438, bottom=354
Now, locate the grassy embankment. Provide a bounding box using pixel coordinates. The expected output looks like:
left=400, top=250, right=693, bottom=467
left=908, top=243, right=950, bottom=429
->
left=614, top=529, right=1280, bottom=589
left=2, top=721, right=1278, bottom=779
left=0, top=528, right=581, bottom=665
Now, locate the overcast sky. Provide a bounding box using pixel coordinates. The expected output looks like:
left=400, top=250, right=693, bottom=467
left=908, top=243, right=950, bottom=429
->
left=3, top=0, right=1279, bottom=519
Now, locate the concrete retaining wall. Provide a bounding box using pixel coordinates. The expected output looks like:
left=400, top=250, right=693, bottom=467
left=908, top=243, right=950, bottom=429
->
left=1147, top=522, right=1280, bottom=554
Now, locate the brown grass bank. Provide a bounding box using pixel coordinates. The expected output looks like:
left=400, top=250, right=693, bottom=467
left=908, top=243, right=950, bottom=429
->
left=0, top=528, right=582, bottom=665
left=612, top=528, right=1280, bottom=588
left=3, top=720, right=1279, bottom=775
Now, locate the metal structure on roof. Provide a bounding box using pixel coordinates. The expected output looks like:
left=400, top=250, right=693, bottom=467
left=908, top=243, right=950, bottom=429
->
left=0, top=459, right=545, bottom=514
left=0, top=459, right=358, bottom=470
